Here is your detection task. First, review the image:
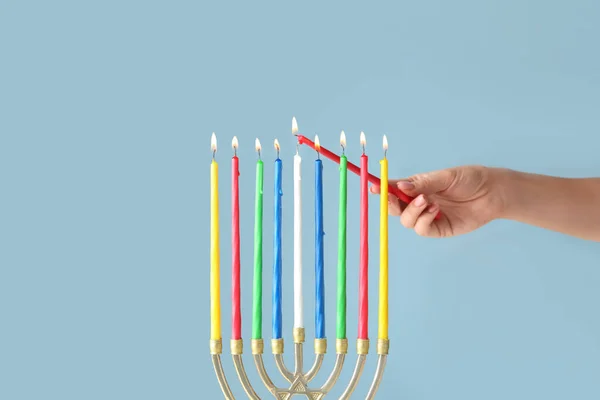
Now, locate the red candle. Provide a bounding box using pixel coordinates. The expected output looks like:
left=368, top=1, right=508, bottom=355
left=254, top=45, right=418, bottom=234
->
left=295, top=133, right=441, bottom=220
left=358, top=132, right=369, bottom=340
left=231, top=137, right=241, bottom=340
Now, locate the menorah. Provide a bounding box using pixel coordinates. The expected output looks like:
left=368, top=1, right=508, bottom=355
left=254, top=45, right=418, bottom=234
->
left=209, top=326, right=388, bottom=399
left=207, top=119, right=417, bottom=399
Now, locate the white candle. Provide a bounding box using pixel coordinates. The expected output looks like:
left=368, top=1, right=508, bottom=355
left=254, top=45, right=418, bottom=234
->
left=293, top=149, right=303, bottom=328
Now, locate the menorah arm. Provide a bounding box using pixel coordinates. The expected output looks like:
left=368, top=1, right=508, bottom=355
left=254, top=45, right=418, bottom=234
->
left=293, top=342, right=303, bottom=374
left=320, top=354, right=345, bottom=392
left=337, top=339, right=369, bottom=400
left=365, top=354, right=387, bottom=400
left=251, top=340, right=278, bottom=395
left=303, top=338, right=326, bottom=382
left=274, top=354, right=294, bottom=383
left=319, top=339, right=348, bottom=393
left=303, top=354, right=324, bottom=382
left=364, top=339, right=390, bottom=400
left=210, top=340, right=236, bottom=400
left=231, top=340, right=261, bottom=400
left=272, top=339, right=294, bottom=382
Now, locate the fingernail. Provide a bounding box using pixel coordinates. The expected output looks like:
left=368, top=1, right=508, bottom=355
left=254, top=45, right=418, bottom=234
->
left=428, top=204, right=439, bottom=213
left=415, top=194, right=426, bottom=207
left=397, top=181, right=414, bottom=190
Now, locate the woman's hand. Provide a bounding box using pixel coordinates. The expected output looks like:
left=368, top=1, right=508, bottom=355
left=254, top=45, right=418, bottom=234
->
left=370, top=165, right=505, bottom=238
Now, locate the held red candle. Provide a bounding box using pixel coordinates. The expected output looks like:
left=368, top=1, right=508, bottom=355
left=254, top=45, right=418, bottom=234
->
left=358, top=132, right=369, bottom=340
left=295, top=130, right=441, bottom=220
left=231, top=136, right=241, bottom=340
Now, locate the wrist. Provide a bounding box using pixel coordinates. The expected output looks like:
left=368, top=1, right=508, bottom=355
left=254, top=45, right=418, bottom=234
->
left=487, top=167, right=521, bottom=220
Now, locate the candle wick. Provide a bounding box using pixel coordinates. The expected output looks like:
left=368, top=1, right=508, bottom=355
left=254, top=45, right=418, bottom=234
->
left=296, top=143, right=299, bottom=155
left=234, top=147, right=237, bottom=157
left=341, top=145, right=345, bottom=155
left=257, top=149, right=261, bottom=160
left=277, top=149, right=280, bottom=159
left=213, top=149, right=216, bottom=160
left=362, top=145, right=365, bottom=155
left=384, top=149, right=387, bottom=158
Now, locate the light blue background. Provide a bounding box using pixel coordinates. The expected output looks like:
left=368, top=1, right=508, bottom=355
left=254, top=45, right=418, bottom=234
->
left=1, top=1, right=599, bottom=399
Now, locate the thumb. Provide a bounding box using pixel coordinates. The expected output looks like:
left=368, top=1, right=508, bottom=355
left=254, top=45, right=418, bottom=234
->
left=397, top=169, right=456, bottom=195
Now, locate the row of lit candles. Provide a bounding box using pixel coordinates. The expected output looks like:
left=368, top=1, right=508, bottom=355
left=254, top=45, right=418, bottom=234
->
left=210, top=132, right=387, bottom=157
left=209, top=117, right=395, bottom=351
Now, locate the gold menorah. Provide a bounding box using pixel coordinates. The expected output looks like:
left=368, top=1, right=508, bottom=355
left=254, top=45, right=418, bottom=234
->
left=209, top=330, right=388, bottom=399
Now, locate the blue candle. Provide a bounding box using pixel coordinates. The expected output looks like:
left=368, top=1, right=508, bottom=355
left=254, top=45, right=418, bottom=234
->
left=272, top=142, right=283, bottom=339
left=315, top=145, right=325, bottom=339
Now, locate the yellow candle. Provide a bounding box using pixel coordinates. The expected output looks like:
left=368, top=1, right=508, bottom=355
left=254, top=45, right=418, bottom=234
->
left=378, top=135, right=389, bottom=340
left=210, top=133, right=221, bottom=341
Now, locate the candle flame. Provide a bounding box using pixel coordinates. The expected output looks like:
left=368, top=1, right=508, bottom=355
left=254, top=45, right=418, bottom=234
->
left=292, top=117, right=298, bottom=135
left=232, top=136, right=239, bottom=150
left=314, top=135, right=321, bottom=152
left=274, top=138, right=280, bottom=152
left=340, top=130, right=346, bottom=148
left=382, top=134, right=388, bottom=150
left=211, top=132, right=217, bottom=152
left=360, top=131, right=366, bottom=147
left=255, top=138, right=261, bottom=152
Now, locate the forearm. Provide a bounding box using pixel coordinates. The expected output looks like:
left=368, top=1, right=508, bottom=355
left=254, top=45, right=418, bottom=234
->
left=493, top=168, right=600, bottom=241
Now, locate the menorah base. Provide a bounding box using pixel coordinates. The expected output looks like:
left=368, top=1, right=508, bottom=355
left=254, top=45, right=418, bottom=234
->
left=210, top=331, right=389, bottom=399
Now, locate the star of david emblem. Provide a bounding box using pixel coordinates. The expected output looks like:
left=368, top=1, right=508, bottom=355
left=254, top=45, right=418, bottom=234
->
left=273, top=375, right=326, bottom=399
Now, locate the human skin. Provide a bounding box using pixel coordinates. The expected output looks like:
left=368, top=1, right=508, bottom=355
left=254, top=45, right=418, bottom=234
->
left=369, top=165, right=600, bottom=242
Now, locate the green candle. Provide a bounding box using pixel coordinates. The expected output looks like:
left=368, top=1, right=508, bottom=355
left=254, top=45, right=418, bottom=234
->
left=252, top=141, right=264, bottom=339
left=336, top=133, right=348, bottom=340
